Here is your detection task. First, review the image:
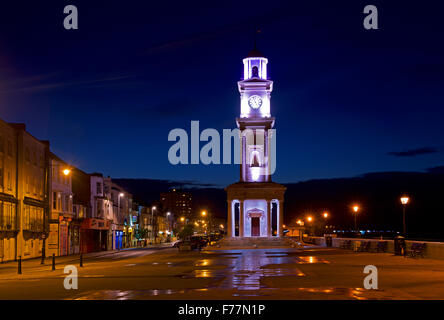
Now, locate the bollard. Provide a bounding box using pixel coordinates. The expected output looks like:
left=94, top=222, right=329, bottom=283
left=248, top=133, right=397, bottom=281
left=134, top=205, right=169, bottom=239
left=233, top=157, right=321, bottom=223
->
left=18, top=256, right=22, bottom=274
left=52, top=253, right=55, bottom=271
left=80, top=253, right=83, bottom=267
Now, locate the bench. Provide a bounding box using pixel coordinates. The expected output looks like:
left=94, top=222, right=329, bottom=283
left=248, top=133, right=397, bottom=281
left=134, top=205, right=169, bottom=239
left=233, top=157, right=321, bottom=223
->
left=376, top=241, right=388, bottom=253
left=340, top=240, right=352, bottom=250
left=357, top=241, right=371, bottom=252
left=408, top=242, right=426, bottom=258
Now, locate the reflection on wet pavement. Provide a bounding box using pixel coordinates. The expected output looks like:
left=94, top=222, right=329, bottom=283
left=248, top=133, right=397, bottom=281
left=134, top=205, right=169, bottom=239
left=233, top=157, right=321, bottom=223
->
left=69, top=248, right=390, bottom=300
left=297, top=256, right=330, bottom=264
left=196, top=249, right=309, bottom=295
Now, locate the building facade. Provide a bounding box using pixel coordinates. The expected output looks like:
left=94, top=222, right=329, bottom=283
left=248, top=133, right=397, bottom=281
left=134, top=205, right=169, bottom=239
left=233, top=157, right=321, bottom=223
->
left=5, top=123, right=49, bottom=261
left=0, top=120, right=18, bottom=262
left=225, top=49, right=286, bottom=238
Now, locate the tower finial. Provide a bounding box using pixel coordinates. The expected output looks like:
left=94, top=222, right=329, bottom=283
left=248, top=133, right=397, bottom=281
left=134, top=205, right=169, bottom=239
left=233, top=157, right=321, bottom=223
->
left=254, top=29, right=261, bottom=50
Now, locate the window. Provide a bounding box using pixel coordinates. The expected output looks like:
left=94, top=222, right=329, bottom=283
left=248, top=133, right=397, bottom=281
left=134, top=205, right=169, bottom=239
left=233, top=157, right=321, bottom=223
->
left=25, top=147, right=30, bottom=162
left=0, top=136, right=4, bottom=153
left=23, top=205, right=30, bottom=230
left=96, top=182, right=102, bottom=194
left=23, top=205, right=43, bottom=231
left=252, top=66, right=259, bottom=78
left=1, top=202, right=16, bottom=230
left=53, top=192, right=57, bottom=210
left=57, top=193, right=62, bottom=211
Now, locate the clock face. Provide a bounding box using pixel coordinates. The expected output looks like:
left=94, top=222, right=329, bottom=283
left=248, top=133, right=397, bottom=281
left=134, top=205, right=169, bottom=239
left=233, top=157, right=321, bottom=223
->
left=248, top=95, right=262, bottom=109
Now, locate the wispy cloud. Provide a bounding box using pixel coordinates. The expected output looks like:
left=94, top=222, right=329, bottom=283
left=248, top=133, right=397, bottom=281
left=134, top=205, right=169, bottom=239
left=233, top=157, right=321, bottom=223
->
left=0, top=73, right=134, bottom=94
left=387, top=147, right=438, bottom=157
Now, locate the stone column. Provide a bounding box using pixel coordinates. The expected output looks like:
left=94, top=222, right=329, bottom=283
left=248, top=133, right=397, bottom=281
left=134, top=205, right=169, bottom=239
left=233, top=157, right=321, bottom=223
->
left=242, top=135, right=246, bottom=181
left=239, top=200, right=244, bottom=237
left=266, top=200, right=271, bottom=237
left=227, top=200, right=232, bottom=238
left=264, top=130, right=268, bottom=182
left=278, top=200, right=284, bottom=237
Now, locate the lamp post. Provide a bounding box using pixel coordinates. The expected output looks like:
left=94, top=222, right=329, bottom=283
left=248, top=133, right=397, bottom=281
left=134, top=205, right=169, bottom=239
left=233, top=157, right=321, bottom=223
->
left=166, top=211, right=171, bottom=239
left=400, top=196, right=409, bottom=237
left=117, top=193, right=124, bottom=250
left=352, top=205, right=359, bottom=234
left=322, top=211, right=329, bottom=232
left=306, top=216, right=313, bottom=235
left=151, top=206, right=156, bottom=242
left=201, top=210, right=208, bottom=233
left=42, top=162, right=71, bottom=265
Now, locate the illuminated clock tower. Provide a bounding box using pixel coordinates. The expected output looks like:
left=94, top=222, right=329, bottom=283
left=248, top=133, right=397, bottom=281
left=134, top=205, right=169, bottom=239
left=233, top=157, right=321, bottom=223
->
left=225, top=49, right=286, bottom=239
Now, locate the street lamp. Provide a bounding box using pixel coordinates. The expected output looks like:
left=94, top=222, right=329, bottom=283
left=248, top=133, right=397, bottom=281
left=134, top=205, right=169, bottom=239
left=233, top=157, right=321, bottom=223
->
left=42, top=164, right=72, bottom=264
left=151, top=206, right=156, bottom=241
left=117, top=193, right=124, bottom=250
left=352, top=205, right=359, bottom=234
left=201, top=210, right=207, bottom=217
left=166, top=212, right=171, bottom=238
left=306, top=216, right=313, bottom=236
left=400, top=196, right=409, bottom=236
left=323, top=212, right=329, bottom=219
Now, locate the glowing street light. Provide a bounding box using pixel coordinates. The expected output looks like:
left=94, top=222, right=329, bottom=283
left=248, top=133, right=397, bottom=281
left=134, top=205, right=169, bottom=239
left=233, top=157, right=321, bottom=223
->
left=201, top=210, right=207, bottom=217
left=180, top=217, right=185, bottom=222
left=296, top=219, right=303, bottom=225
left=307, top=216, right=313, bottom=222
left=400, top=195, right=410, bottom=236
left=323, top=212, right=329, bottom=218
left=352, top=205, right=360, bottom=234
left=63, top=168, right=71, bottom=176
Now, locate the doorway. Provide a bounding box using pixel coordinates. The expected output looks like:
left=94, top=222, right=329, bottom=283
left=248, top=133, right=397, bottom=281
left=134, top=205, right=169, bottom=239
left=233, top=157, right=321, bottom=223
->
left=251, top=217, right=260, bottom=236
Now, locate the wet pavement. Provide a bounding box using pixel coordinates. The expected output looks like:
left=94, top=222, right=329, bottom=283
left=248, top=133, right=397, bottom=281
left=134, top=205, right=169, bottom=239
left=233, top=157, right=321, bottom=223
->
left=1, top=246, right=444, bottom=299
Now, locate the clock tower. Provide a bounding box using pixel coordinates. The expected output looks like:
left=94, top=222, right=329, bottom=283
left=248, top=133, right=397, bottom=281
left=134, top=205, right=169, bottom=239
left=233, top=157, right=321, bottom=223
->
left=225, top=49, right=286, bottom=239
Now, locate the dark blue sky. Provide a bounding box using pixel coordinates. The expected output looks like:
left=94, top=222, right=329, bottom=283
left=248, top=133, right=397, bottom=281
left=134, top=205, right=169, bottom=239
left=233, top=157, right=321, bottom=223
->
left=0, top=0, right=443, bottom=186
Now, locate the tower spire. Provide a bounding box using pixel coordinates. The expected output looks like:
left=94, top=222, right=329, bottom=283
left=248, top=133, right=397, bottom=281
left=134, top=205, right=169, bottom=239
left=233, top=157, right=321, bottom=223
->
left=254, top=29, right=261, bottom=51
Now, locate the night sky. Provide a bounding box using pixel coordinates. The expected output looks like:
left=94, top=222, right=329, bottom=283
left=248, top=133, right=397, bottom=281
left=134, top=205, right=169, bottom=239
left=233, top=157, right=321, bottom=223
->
left=0, top=0, right=443, bottom=187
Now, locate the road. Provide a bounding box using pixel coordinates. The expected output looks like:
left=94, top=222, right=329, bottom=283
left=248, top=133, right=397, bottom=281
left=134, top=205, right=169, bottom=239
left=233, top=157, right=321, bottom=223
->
left=1, top=245, right=444, bottom=299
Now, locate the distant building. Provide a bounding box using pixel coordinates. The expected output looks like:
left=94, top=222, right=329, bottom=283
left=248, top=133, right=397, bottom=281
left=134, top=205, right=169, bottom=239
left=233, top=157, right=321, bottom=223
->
left=109, top=181, right=133, bottom=248
left=160, top=189, right=192, bottom=221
